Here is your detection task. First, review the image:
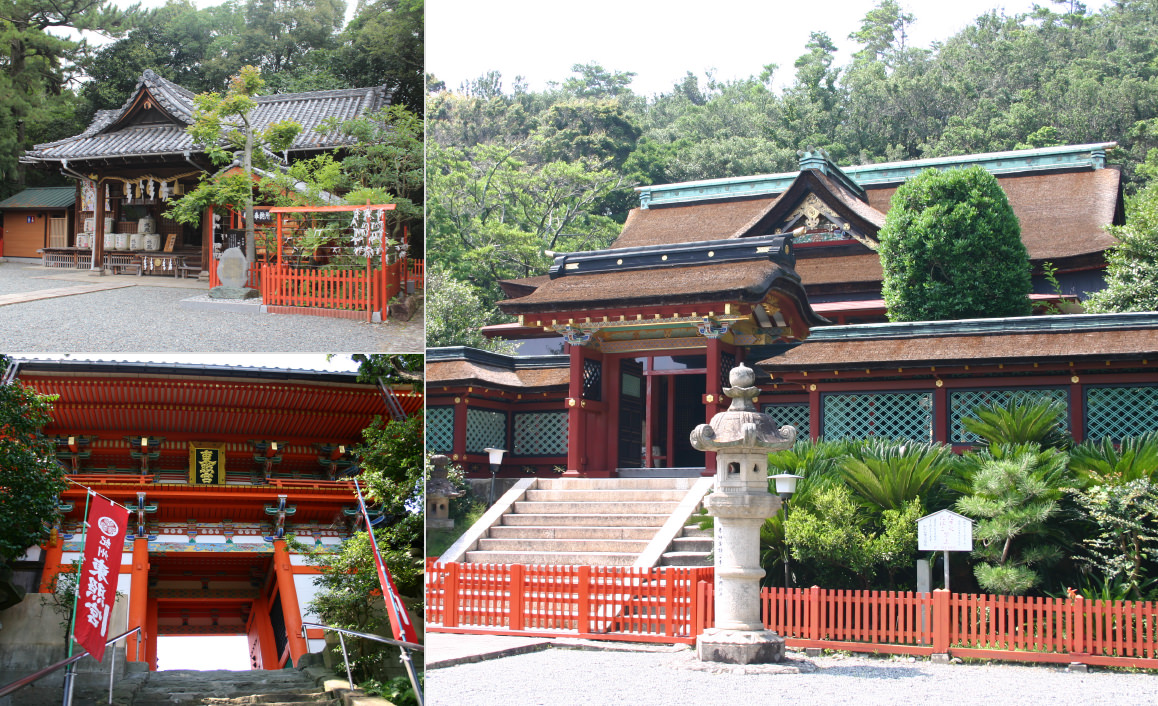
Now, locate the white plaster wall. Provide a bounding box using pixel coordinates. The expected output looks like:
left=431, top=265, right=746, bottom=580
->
left=231, top=535, right=265, bottom=545
left=293, top=574, right=325, bottom=654
left=195, top=535, right=227, bottom=544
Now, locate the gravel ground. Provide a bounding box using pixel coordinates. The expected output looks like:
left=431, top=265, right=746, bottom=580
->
left=0, top=262, right=423, bottom=351
left=426, top=645, right=1158, bottom=706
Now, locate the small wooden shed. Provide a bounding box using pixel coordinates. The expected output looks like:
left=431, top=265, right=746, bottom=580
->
left=0, top=186, right=75, bottom=258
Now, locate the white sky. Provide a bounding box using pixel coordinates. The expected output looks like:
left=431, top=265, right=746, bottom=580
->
left=428, top=0, right=1110, bottom=97
left=9, top=353, right=361, bottom=372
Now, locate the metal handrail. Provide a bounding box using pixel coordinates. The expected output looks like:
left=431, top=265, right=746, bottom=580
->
left=0, top=626, right=142, bottom=704
left=299, top=622, right=423, bottom=706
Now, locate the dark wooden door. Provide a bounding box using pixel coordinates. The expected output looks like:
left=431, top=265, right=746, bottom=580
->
left=618, top=360, right=644, bottom=468
left=672, top=374, right=706, bottom=467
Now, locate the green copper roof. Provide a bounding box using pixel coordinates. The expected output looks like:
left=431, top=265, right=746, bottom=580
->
left=0, top=186, right=75, bottom=210
left=807, top=311, right=1158, bottom=342
left=636, top=142, right=1116, bottom=209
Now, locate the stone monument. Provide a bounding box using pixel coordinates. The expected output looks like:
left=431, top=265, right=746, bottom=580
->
left=690, top=362, right=796, bottom=664
left=426, top=454, right=464, bottom=529
left=209, top=246, right=259, bottom=300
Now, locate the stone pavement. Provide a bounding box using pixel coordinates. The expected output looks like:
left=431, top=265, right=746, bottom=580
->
left=0, top=280, right=135, bottom=306
left=426, top=633, right=555, bottom=669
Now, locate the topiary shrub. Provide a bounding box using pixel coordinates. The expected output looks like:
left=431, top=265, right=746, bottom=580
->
left=879, top=165, right=1032, bottom=322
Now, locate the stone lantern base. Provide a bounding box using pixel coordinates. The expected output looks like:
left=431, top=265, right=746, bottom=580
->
left=696, top=628, right=785, bottom=664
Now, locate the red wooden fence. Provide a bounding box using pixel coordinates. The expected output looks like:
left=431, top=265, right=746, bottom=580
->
left=258, top=260, right=402, bottom=321
left=208, top=261, right=262, bottom=289
left=406, top=259, right=424, bottom=289
left=428, top=561, right=1158, bottom=667
left=425, top=559, right=712, bottom=644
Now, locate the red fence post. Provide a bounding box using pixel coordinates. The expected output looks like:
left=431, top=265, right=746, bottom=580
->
left=509, top=564, right=525, bottom=631
left=1073, top=595, right=1086, bottom=657
left=933, top=588, right=950, bottom=653
left=577, top=566, right=591, bottom=635
left=445, top=562, right=459, bottom=628
left=809, top=586, right=821, bottom=641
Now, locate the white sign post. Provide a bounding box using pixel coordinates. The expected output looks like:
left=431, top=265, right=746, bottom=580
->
left=917, top=509, right=975, bottom=591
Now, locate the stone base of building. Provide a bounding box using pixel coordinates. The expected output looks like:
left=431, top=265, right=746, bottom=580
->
left=427, top=517, right=455, bottom=529
left=696, top=628, right=785, bottom=664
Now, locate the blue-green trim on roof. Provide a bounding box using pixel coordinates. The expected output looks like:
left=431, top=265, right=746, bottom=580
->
left=427, top=346, right=569, bottom=370
left=0, top=186, right=75, bottom=210
left=636, top=142, right=1116, bottom=209
left=806, top=312, right=1158, bottom=342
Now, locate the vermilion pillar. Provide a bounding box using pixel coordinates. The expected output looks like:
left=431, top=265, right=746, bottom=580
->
left=248, top=594, right=279, bottom=669
left=145, top=597, right=159, bottom=670
left=565, top=343, right=586, bottom=474
left=272, top=540, right=308, bottom=666
left=38, top=537, right=63, bottom=593
left=127, top=537, right=149, bottom=662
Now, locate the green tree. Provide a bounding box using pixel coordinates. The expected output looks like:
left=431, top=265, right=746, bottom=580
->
left=849, top=0, right=915, bottom=64
left=1068, top=479, right=1158, bottom=600
left=1069, top=431, right=1158, bottom=485
left=335, top=0, right=424, bottom=112
left=961, top=396, right=1072, bottom=450
left=0, top=0, right=139, bottom=195
left=1083, top=183, right=1158, bottom=313
left=879, top=166, right=1033, bottom=322
left=784, top=483, right=920, bottom=589
left=955, top=447, right=1070, bottom=594
left=304, top=409, right=423, bottom=686
left=168, top=65, right=301, bottom=262
left=0, top=357, right=67, bottom=569
left=425, top=265, right=516, bottom=352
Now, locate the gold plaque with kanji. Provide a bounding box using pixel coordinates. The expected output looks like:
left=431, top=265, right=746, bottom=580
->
left=188, top=442, right=227, bottom=485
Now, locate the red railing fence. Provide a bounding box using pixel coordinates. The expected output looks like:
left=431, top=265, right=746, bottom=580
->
left=429, top=561, right=1158, bottom=667
left=425, top=559, right=712, bottom=644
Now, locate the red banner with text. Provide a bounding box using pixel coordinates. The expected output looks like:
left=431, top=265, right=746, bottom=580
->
left=73, top=494, right=129, bottom=662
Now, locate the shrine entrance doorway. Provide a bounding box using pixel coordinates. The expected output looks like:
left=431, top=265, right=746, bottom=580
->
left=143, top=551, right=284, bottom=670
left=616, top=355, right=707, bottom=470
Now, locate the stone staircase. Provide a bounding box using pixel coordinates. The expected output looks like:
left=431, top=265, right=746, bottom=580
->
left=659, top=523, right=713, bottom=567
left=125, top=669, right=337, bottom=705
left=456, top=477, right=713, bottom=567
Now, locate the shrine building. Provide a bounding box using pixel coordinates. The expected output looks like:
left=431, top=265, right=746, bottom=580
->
left=428, top=142, right=1153, bottom=485
left=5, top=358, right=421, bottom=670
left=10, top=70, right=391, bottom=273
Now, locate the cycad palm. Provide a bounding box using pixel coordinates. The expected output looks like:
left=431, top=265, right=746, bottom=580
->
left=1069, top=430, right=1158, bottom=486
left=962, top=397, right=1071, bottom=450
left=840, top=438, right=955, bottom=512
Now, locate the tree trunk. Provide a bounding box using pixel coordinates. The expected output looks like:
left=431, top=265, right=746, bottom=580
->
left=244, top=129, right=255, bottom=264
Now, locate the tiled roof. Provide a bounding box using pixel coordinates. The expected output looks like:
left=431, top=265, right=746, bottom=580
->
left=427, top=347, right=570, bottom=390
left=24, top=70, right=390, bottom=163
left=0, top=186, right=75, bottom=209
left=758, top=312, right=1158, bottom=372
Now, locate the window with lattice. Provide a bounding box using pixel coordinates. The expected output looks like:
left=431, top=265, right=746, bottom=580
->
left=427, top=406, right=455, bottom=453
left=1086, top=385, right=1158, bottom=440
left=949, top=388, right=1068, bottom=444
left=466, top=408, right=507, bottom=453
left=719, top=351, right=736, bottom=389
left=583, top=358, right=602, bottom=401
left=512, top=411, right=568, bottom=456
left=762, top=403, right=809, bottom=438
left=823, top=391, right=933, bottom=442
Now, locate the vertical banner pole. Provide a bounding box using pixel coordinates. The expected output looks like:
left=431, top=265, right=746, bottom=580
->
left=62, top=490, right=92, bottom=706
left=944, top=550, right=950, bottom=592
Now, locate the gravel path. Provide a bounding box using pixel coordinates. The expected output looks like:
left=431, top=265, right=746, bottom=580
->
left=426, top=645, right=1157, bottom=706
left=0, top=262, right=423, bottom=352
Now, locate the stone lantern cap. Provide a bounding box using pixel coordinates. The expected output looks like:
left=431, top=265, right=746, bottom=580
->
left=427, top=453, right=464, bottom=499
left=690, top=363, right=796, bottom=453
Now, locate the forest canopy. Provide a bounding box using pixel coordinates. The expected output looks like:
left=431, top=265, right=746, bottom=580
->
left=428, top=0, right=1158, bottom=346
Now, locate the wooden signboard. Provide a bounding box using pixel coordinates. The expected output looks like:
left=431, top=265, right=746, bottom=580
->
left=163, top=234, right=177, bottom=252
left=188, top=442, right=227, bottom=485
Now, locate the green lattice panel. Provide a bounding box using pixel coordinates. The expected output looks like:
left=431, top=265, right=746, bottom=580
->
left=512, top=411, right=569, bottom=456
left=762, top=403, right=810, bottom=438
left=1086, top=386, right=1158, bottom=440
left=466, top=408, right=507, bottom=453
left=823, top=392, right=932, bottom=442
left=427, top=406, right=454, bottom=453
left=950, top=388, right=1068, bottom=444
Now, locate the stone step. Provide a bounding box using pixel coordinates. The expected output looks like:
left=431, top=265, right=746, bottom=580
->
left=523, top=489, right=689, bottom=502
left=477, top=537, right=650, bottom=553
left=500, top=513, right=671, bottom=527
left=681, top=526, right=712, bottom=538
left=671, top=537, right=712, bottom=551
left=513, top=501, right=681, bottom=515
left=660, top=551, right=713, bottom=567
left=537, top=478, right=698, bottom=490
left=488, top=525, right=658, bottom=540
left=464, top=550, right=639, bottom=566
left=615, top=467, right=705, bottom=479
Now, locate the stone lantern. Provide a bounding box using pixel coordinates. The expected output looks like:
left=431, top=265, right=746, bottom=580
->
left=426, top=454, right=464, bottom=529
left=690, top=362, right=797, bottom=664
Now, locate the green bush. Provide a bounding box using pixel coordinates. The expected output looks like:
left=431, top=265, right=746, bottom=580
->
left=879, top=166, right=1032, bottom=322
